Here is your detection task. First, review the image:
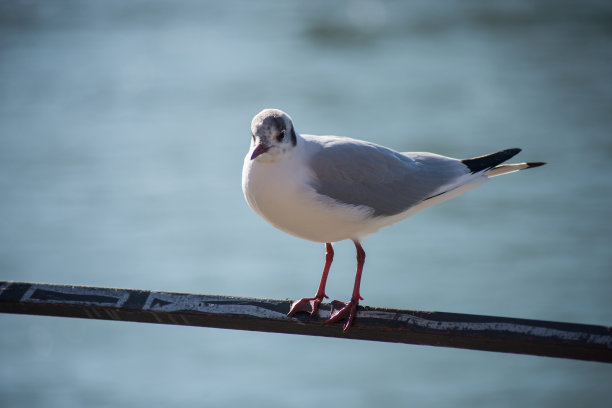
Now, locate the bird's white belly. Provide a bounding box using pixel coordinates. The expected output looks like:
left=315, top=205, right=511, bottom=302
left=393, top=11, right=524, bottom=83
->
left=242, top=157, right=378, bottom=243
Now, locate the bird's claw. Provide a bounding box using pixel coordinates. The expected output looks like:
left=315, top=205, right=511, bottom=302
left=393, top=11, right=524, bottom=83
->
left=328, top=299, right=359, bottom=332
left=288, top=296, right=325, bottom=317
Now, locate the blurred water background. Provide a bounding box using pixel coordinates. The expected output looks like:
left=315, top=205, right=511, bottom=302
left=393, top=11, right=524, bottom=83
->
left=1, top=1, right=611, bottom=407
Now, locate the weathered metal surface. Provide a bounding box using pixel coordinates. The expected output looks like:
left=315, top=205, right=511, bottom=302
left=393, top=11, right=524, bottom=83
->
left=1, top=281, right=611, bottom=363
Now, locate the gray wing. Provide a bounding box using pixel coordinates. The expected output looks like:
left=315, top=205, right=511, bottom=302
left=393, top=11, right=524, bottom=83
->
left=306, top=136, right=469, bottom=216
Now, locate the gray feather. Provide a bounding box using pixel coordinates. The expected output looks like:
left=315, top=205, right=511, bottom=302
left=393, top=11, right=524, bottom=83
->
left=306, top=136, right=469, bottom=216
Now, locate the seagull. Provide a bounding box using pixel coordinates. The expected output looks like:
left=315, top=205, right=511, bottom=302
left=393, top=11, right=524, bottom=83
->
left=242, top=108, right=545, bottom=331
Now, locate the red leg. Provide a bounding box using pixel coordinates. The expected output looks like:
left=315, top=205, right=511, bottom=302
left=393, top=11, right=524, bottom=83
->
left=288, top=243, right=334, bottom=317
left=328, top=240, right=365, bottom=332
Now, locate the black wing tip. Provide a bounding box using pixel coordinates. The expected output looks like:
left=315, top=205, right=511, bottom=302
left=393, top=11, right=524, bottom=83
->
left=525, top=161, right=546, bottom=168
left=503, top=147, right=522, bottom=155
left=461, top=148, right=522, bottom=174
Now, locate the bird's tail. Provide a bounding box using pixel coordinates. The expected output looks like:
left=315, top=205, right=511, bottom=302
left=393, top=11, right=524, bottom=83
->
left=485, top=161, right=546, bottom=177
left=461, top=148, right=546, bottom=178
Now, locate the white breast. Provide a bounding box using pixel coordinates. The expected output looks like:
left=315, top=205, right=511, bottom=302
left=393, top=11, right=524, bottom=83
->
left=242, top=142, right=379, bottom=243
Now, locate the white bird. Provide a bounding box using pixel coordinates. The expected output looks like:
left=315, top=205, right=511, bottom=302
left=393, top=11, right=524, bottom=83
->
left=242, top=108, right=545, bottom=331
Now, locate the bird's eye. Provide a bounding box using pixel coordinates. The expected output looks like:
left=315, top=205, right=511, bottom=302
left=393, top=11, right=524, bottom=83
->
left=251, top=133, right=255, bottom=142
left=277, top=130, right=285, bottom=142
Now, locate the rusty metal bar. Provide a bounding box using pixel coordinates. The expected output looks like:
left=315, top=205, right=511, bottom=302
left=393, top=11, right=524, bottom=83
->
left=1, top=280, right=610, bottom=363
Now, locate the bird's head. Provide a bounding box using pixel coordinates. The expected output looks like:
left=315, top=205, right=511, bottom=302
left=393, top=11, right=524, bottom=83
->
left=249, top=109, right=297, bottom=162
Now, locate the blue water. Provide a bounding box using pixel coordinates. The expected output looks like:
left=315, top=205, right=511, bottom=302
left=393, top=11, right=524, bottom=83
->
left=1, top=1, right=611, bottom=407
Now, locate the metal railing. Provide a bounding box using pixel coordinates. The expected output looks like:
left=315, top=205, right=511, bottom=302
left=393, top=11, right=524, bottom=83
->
left=1, top=281, right=610, bottom=363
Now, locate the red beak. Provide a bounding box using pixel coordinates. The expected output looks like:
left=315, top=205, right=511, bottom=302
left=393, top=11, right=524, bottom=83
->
left=250, top=144, right=270, bottom=160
